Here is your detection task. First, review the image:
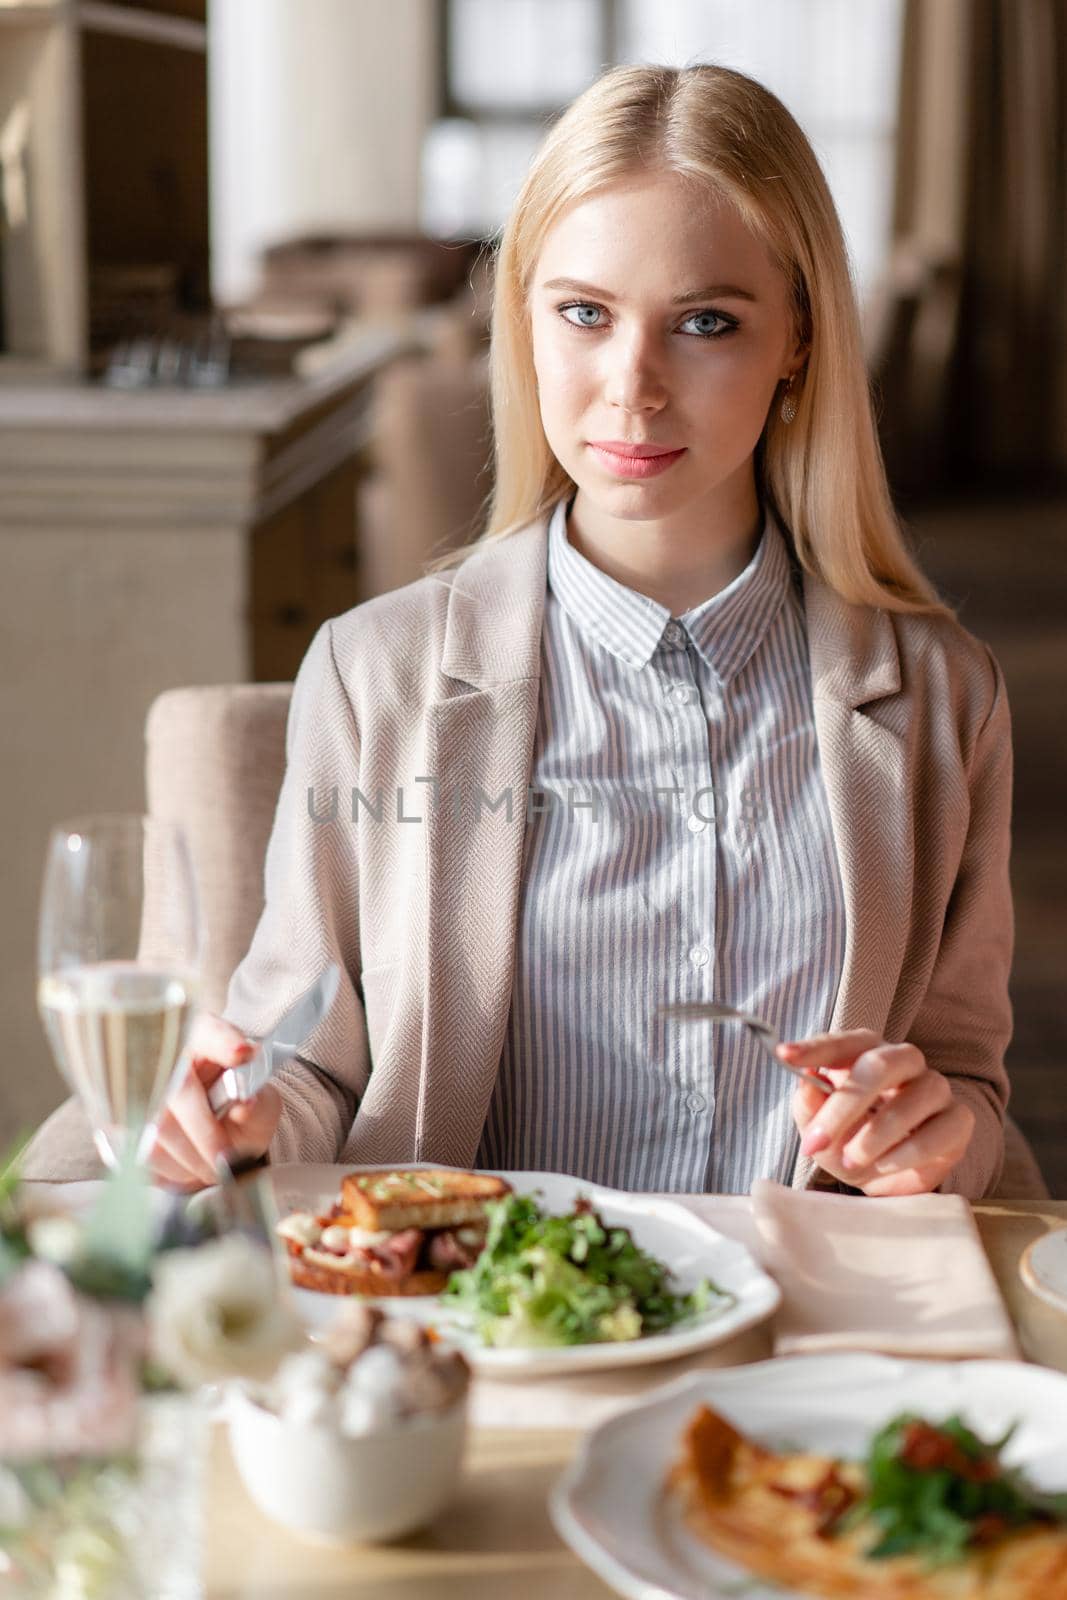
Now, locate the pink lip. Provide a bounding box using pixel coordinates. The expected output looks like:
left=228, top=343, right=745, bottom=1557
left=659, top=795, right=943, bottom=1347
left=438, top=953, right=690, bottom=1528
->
left=590, top=440, right=682, bottom=458
left=589, top=442, right=686, bottom=479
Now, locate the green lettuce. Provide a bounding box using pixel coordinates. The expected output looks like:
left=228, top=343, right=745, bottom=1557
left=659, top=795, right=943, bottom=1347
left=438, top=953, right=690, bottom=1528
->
left=444, top=1192, right=731, bottom=1348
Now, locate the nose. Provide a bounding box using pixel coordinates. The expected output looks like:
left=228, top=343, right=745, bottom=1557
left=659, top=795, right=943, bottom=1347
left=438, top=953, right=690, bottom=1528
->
left=602, top=326, right=669, bottom=415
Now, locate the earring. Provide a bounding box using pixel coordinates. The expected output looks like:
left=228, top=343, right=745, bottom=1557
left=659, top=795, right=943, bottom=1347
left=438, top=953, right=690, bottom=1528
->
left=780, top=376, right=798, bottom=425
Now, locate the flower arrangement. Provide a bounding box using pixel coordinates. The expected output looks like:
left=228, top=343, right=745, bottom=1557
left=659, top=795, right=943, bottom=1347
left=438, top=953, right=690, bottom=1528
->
left=0, top=1142, right=301, bottom=1597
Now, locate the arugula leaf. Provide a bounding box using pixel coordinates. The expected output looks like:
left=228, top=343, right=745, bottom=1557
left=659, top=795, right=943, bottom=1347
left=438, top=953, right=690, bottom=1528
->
left=444, top=1192, right=733, bottom=1348
left=843, top=1412, right=1067, bottom=1566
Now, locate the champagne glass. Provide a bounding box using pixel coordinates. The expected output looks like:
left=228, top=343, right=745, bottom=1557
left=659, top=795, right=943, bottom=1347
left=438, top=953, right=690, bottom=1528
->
left=37, top=814, right=201, bottom=1169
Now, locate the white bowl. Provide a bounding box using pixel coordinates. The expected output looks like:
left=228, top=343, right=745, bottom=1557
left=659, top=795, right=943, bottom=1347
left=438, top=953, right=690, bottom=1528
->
left=227, top=1386, right=468, bottom=1544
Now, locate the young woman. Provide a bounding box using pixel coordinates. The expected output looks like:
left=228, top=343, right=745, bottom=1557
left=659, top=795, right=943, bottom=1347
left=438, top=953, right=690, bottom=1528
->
left=151, top=64, right=1012, bottom=1199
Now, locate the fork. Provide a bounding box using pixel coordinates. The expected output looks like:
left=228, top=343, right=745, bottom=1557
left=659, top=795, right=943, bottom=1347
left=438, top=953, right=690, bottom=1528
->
left=656, top=1000, right=834, bottom=1095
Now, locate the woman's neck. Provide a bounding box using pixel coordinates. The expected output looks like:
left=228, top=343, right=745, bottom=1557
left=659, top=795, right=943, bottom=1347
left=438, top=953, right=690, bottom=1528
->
left=566, top=479, right=763, bottom=616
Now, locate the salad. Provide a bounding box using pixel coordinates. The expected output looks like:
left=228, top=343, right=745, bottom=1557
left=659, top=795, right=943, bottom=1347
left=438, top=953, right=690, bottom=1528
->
left=843, top=1412, right=1067, bottom=1564
left=444, top=1191, right=732, bottom=1348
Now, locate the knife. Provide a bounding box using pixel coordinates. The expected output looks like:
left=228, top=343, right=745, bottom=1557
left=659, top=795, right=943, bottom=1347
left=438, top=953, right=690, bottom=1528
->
left=207, top=963, right=341, bottom=1117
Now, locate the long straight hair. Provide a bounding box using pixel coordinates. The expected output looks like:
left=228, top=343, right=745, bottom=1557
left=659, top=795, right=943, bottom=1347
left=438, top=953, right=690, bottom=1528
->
left=438, top=63, right=946, bottom=616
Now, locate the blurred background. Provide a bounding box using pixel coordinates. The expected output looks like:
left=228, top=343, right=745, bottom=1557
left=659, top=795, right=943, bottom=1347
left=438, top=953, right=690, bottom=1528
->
left=1, top=0, right=1064, bottom=1189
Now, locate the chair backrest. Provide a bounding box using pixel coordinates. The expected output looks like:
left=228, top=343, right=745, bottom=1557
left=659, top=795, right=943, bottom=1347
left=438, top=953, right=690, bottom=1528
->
left=359, top=349, right=491, bottom=597
left=146, top=684, right=293, bottom=1012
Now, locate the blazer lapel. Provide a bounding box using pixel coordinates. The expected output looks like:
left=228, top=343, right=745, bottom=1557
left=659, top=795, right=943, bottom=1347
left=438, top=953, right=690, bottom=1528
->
left=791, top=573, right=913, bottom=1189
left=413, top=522, right=548, bottom=1165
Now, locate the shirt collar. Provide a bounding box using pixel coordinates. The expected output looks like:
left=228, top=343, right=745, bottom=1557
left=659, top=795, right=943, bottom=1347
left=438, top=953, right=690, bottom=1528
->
left=546, top=495, right=793, bottom=680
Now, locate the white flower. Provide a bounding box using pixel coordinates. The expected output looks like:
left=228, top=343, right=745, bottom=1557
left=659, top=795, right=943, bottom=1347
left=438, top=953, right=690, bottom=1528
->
left=25, top=1214, right=83, bottom=1269
left=146, top=1236, right=302, bottom=1389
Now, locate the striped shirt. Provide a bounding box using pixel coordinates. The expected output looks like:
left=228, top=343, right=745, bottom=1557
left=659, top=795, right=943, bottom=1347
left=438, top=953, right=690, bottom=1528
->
left=477, top=495, right=846, bottom=1193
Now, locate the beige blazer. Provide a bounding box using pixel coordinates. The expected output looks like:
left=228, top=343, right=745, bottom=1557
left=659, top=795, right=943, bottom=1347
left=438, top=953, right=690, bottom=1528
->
left=224, top=510, right=1013, bottom=1198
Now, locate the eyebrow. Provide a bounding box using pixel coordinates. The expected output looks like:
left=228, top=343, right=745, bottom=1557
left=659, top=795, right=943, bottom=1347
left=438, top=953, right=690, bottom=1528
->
left=540, top=276, right=758, bottom=305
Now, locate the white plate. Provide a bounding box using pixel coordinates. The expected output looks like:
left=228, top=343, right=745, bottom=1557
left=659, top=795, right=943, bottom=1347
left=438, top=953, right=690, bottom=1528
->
left=549, top=1352, right=1067, bottom=1600
left=267, top=1163, right=780, bottom=1377
left=1020, top=1225, right=1067, bottom=1314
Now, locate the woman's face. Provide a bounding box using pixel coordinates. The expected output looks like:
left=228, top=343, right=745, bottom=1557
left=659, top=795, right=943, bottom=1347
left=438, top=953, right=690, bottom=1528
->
left=529, top=170, right=803, bottom=527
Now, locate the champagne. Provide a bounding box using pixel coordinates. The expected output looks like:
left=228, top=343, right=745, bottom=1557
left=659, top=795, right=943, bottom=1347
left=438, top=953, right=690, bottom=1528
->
left=38, top=962, right=197, bottom=1161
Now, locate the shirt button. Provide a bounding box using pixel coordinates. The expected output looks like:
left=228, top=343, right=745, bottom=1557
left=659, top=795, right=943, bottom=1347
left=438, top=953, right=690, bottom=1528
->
left=663, top=621, right=684, bottom=646
left=686, top=814, right=707, bottom=834
left=688, top=944, right=710, bottom=967
left=685, top=1090, right=707, bottom=1114
left=673, top=684, right=697, bottom=705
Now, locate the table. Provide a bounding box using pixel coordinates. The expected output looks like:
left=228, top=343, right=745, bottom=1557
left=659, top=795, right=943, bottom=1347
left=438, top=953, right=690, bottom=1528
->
left=203, top=1199, right=1067, bottom=1599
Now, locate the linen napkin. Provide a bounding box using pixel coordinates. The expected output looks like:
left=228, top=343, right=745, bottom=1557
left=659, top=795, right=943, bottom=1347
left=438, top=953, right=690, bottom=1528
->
left=750, top=1179, right=1020, bottom=1359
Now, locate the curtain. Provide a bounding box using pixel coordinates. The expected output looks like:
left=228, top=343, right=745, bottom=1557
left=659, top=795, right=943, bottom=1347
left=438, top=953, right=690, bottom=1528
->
left=952, top=0, right=1067, bottom=485
left=873, top=0, right=1067, bottom=495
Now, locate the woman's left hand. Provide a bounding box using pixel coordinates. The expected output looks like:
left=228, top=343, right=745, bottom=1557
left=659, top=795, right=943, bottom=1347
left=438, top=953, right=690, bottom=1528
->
left=781, top=1030, right=975, bottom=1196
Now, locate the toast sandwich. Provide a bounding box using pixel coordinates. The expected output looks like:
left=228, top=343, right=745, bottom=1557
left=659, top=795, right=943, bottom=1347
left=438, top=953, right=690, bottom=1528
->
left=277, top=1167, right=511, bottom=1298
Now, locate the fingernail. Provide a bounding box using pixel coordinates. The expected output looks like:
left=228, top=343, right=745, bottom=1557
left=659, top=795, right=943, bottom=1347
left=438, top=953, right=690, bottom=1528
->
left=234, top=1041, right=255, bottom=1060
left=778, top=1042, right=801, bottom=1056
left=840, top=1150, right=857, bottom=1170
left=801, top=1126, right=830, bottom=1156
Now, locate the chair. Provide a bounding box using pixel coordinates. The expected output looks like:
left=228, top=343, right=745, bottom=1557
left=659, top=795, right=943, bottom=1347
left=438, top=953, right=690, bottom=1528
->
left=22, top=684, right=292, bottom=1181
left=358, top=348, right=491, bottom=596
left=21, top=686, right=1051, bottom=1199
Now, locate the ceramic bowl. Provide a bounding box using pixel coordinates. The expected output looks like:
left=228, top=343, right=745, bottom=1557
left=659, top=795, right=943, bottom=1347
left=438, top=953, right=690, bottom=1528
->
left=1020, top=1225, right=1067, bottom=1315
left=227, top=1384, right=468, bottom=1544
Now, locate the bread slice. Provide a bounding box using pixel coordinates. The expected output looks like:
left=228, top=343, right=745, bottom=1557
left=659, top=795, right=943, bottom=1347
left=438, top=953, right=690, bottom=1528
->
left=290, top=1252, right=448, bottom=1297
left=340, top=1168, right=511, bottom=1232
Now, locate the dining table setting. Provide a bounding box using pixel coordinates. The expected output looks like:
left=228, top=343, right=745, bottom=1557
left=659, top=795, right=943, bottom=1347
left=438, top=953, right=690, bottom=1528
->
left=211, top=1177, right=1067, bottom=1600
left=6, top=1159, right=1067, bottom=1599
left=5, top=811, right=1067, bottom=1598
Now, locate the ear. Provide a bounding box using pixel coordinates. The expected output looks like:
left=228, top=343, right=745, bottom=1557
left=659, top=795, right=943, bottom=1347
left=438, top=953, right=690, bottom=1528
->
left=781, top=338, right=809, bottom=383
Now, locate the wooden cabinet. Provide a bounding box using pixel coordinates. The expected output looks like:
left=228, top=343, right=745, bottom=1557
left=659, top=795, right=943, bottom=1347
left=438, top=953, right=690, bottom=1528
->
left=251, top=462, right=366, bottom=681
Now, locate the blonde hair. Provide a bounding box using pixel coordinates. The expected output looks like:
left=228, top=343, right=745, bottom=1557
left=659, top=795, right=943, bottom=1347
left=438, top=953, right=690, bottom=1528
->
left=437, top=63, right=946, bottom=616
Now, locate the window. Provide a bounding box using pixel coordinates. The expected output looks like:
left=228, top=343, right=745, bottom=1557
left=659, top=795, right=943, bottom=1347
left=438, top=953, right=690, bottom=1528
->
left=423, top=0, right=905, bottom=306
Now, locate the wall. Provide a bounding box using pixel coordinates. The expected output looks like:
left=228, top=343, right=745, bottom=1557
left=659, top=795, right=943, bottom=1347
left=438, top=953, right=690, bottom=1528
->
left=1, top=520, right=247, bottom=1143
left=208, top=0, right=439, bottom=305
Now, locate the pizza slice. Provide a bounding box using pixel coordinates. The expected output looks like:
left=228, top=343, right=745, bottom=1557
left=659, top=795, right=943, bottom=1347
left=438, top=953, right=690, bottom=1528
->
left=668, top=1405, right=1067, bottom=1598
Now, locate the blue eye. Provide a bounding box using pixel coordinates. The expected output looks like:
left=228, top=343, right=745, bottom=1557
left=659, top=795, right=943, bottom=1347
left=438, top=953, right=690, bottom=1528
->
left=559, top=303, right=605, bottom=329
left=557, top=303, right=737, bottom=340
left=680, top=310, right=735, bottom=339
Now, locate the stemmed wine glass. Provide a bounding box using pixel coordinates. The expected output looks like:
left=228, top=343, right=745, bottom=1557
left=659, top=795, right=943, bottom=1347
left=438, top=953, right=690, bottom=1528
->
left=37, top=814, right=201, bottom=1169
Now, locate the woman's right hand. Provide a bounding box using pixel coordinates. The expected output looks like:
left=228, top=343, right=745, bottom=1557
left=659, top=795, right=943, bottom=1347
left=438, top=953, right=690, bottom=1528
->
left=149, top=1012, right=283, bottom=1192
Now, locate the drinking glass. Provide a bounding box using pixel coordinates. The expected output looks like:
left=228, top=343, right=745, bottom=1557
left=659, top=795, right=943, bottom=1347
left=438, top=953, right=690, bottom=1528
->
left=37, top=814, right=201, bottom=1169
